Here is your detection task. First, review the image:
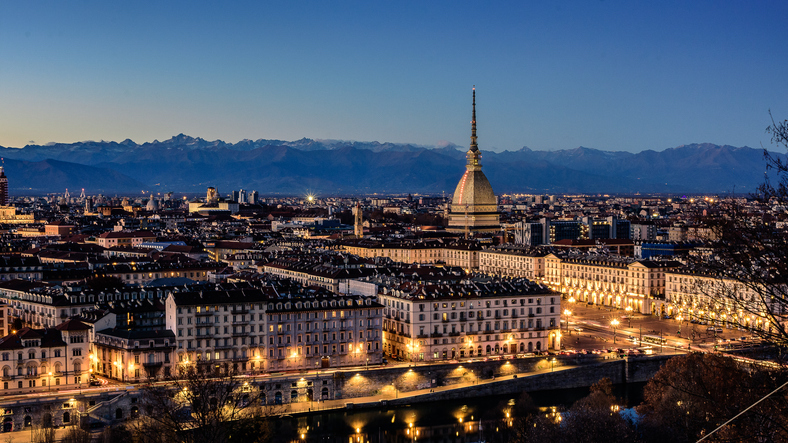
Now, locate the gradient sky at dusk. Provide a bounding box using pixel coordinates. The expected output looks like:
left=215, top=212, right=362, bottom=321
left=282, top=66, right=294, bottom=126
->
left=1, top=1, right=786, bottom=153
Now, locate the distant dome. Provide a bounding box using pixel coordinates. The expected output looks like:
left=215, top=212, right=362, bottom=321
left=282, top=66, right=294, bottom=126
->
left=146, top=197, right=158, bottom=211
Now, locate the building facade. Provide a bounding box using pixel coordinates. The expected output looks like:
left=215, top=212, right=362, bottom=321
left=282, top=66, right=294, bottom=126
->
left=378, top=277, right=561, bottom=362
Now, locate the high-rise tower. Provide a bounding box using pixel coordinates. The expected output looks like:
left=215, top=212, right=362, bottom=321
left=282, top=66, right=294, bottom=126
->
left=354, top=202, right=364, bottom=238
left=447, top=88, right=500, bottom=234
left=0, top=165, right=9, bottom=206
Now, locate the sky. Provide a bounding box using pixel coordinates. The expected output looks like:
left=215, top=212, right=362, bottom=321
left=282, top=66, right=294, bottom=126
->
left=0, top=1, right=786, bottom=153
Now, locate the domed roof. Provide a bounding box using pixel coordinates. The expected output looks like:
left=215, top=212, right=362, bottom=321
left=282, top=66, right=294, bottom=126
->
left=451, top=169, right=496, bottom=208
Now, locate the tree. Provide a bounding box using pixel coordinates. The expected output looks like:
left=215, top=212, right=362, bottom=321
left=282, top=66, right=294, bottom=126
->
left=511, top=379, right=637, bottom=443
left=638, top=353, right=788, bottom=443
left=681, top=113, right=788, bottom=350
left=560, top=378, right=638, bottom=443
left=130, top=366, right=275, bottom=443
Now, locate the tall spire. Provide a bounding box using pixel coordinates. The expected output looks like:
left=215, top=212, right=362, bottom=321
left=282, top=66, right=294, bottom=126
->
left=466, top=86, right=481, bottom=170
left=470, top=86, right=478, bottom=152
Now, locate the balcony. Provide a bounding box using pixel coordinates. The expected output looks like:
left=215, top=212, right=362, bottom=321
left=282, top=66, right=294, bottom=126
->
left=195, top=311, right=212, bottom=317
left=416, top=333, right=428, bottom=339
left=231, top=308, right=249, bottom=315
left=431, top=333, right=443, bottom=338
left=448, top=332, right=460, bottom=337
left=143, top=361, right=163, bottom=368
left=196, top=331, right=212, bottom=338
left=231, top=331, right=247, bottom=337
left=213, top=344, right=234, bottom=350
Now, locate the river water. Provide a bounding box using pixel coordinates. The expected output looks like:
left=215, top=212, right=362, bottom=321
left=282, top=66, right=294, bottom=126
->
left=270, top=382, right=646, bottom=443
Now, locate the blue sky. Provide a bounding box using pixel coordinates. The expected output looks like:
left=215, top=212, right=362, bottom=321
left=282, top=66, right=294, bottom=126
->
left=0, top=1, right=786, bottom=152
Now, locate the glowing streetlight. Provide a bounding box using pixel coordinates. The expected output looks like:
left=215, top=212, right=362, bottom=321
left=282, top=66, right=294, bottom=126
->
left=611, top=319, right=620, bottom=344
left=625, top=306, right=633, bottom=328
left=563, top=309, right=572, bottom=335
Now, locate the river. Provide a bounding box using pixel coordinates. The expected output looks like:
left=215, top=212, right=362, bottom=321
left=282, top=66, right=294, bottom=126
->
left=270, top=382, right=646, bottom=443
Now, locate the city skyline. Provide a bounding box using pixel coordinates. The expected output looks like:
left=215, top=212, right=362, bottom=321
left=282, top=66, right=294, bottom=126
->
left=1, top=1, right=787, bottom=153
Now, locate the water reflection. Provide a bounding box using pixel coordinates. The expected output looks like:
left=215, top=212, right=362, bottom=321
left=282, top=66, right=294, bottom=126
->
left=271, top=383, right=645, bottom=443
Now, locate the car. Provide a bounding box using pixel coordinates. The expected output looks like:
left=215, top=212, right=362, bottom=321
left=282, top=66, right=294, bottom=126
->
left=574, top=327, right=584, bottom=332
left=707, top=327, right=716, bottom=331
left=716, top=328, right=724, bottom=333
left=89, top=380, right=101, bottom=386
left=740, top=336, right=748, bottom=341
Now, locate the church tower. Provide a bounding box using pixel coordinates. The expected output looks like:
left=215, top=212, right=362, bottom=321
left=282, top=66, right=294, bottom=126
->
left=354, top=202, right=364, bottom=238
left=447, top=88, right=500, bottom=234
left=0, top=165, right=9, bottom=206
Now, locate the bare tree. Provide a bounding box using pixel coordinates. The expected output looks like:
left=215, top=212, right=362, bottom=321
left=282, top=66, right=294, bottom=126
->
left=31, top=425, right=56, bottom=443
left=61, top=425, right=92, bottom=443
left=679, top=114, right=788, bottom=350
left=130, top=365, right=274, bottom=443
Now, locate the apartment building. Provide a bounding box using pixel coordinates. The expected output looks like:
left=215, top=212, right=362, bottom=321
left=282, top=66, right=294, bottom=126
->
left=263, top=295, right=383, bottom=372
left=0, top=319, right=91, bottom=394
left=377, top=276, right=561, bottom=362
left=341, top=239, right=483, bottom=271
left=165, top=284, right=383, bottom=375
left=92, top=329, right=176, bottom=382
left=663, top=270, right=782, bottom=332
left=544, top=253, right=682, bottom=315
left=478, top=247, right=548, bottom=280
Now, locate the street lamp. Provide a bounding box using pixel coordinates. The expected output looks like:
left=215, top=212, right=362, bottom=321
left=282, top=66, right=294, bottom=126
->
left=563, top=309, right=572, bottom=335
left=676, top=315, right=684, bottom=336
left=625, top=306, right=633, bottom=327
left=611, top=319, right=620, bottom=344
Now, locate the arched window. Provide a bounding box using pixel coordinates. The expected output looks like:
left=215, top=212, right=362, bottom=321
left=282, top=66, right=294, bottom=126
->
left=73, top=362, right=81, bottom=374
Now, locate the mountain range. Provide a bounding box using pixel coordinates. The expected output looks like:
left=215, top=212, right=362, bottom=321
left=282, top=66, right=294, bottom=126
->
left=0, top=135, right=778, bottom=195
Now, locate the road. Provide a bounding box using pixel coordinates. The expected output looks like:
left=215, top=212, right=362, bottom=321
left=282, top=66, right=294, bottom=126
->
left=562, top=302, right=762, bottom=354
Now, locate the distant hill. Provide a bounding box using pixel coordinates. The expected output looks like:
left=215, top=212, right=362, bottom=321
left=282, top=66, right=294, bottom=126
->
left=0, top=135, right=778, bottom=194
left=2, top=158, right=146, bottom=194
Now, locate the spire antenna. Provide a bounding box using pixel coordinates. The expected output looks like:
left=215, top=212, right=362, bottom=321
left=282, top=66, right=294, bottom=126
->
left=470, top=86, right=478, bottom=152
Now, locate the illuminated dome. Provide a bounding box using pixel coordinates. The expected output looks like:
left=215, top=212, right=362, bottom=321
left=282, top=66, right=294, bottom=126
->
left=447, top=88, right=500, bottom=235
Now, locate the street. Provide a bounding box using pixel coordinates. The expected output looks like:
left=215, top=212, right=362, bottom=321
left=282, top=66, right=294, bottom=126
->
left=562, top=301, right=762, bottom=354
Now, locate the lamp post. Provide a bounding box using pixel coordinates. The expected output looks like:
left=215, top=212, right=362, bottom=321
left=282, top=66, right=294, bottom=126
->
left=563, top=309, right=572, bottom=335
left=676, top=315, right=684, bottom=336
left=625, top=306, right=633, bottom=328
left=611, top=319, right=619, bottom=344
